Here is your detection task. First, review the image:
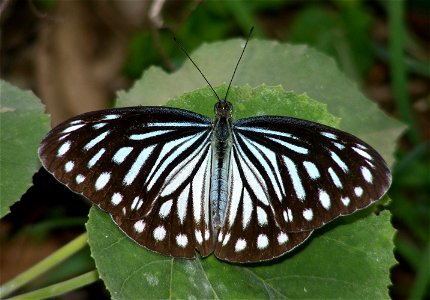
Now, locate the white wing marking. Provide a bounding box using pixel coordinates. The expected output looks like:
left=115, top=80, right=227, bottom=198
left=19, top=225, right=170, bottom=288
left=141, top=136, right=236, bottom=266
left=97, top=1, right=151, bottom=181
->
left=191, top=149, right=211, bottom=224
left=227, top=154, right=243, bottom=228
left=123, top=145, right=155, bottom=186
left=282, top=155, right=306, bottom=201
left=240, top=135, right=284, bottom=201
left=147, top=132, right=204, bottom=190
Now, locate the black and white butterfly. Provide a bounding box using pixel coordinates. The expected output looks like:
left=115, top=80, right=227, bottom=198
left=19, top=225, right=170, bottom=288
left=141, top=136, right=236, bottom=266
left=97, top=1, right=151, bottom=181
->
left=38, top=29, right=391, bottom=263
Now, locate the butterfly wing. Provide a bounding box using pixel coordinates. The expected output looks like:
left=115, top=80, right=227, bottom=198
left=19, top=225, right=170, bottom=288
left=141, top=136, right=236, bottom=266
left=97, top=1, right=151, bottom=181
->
left=39, top=107, right=214, bottom=258
left=214, top=116, right=391, bottom=262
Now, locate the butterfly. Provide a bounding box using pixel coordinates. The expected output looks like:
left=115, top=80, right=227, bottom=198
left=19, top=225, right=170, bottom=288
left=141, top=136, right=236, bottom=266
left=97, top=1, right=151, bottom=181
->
left=38, top=28, right=392, bottom=263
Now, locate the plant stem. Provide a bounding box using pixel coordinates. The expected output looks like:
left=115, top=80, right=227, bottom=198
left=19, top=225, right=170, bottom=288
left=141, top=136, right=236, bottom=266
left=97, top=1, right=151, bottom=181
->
left=409, top=243, right=430, bottom=300
left=388, top=0, right=420, bottom=145
left=4, top=270, right=99, bottom=300
left=0, top=233, right=88, bottom=298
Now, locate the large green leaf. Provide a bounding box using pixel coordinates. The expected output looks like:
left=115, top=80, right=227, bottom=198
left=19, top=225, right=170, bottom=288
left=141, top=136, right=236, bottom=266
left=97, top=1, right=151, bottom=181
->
left=88, top=39, right=402, bottom=299
left=117, top=39, right=404, bottom=167
left=88, top=207, right=394, bottom=299
left=0, top=81, right=50, bottom=217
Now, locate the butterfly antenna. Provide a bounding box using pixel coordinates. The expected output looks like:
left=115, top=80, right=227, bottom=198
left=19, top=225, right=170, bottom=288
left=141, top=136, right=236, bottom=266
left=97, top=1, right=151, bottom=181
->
left=173, top=36, right=221, bottom=102
left=224, top=26, right=254, bottom=102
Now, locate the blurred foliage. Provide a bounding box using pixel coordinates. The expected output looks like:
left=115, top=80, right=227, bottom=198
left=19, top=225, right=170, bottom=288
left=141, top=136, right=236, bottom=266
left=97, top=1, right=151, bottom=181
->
left=287, top=3, right=374, bottom=81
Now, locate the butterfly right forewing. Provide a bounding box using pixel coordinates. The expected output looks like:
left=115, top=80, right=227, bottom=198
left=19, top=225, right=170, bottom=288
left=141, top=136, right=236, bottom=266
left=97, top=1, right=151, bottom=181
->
left=234, top=116, right=390, bottom=229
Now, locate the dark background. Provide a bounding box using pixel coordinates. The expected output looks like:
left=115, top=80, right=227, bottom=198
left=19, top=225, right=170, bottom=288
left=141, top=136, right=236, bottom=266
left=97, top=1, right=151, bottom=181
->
left=1, top=0, right=429, bottom=299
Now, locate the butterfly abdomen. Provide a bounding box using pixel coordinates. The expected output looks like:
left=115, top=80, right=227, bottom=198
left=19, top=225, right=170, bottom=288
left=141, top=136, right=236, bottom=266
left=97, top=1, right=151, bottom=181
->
left=210, top=115, right=233, bottom=230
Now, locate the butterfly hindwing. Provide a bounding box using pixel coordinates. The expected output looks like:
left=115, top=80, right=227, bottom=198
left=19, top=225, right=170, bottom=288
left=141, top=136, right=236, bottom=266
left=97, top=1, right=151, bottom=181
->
left=214, top=147, right=313, bottom=262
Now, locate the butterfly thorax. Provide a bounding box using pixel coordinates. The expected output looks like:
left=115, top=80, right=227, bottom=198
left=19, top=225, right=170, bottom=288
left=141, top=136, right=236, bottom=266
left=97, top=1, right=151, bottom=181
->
left=210, top=101, right=233, bottom=231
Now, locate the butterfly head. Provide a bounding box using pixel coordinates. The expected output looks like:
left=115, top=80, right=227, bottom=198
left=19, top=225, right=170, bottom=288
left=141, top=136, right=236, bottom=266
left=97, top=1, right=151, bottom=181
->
left=215, top=100, right=233, bottom=119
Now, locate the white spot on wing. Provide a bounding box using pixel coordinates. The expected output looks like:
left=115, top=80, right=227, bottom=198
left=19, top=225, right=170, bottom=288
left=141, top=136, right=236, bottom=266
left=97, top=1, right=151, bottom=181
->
left=303, top=161, right=320, bottom=180
left=303, top=208, right=313, bottom=221
left=330, top=151, right=349, bottom=172
left=257, top=234, right=269, bottom=249
left=57, top=141, right=71, bottom=157
left=361, top=166, right=373, bottom=183
left=333, top=142, right=345, bottom=150
left=191, top=151, right=211, bottom=224
left=62, top=124, right=85, bottom=133
left=95, top=172, right=111, bottom=190
left=352, top=147, right=373, bottom=160
left=236, top=126, right=299, bottom=140
left=111, top=193, right=123, bottom=205
left=283, top=156, right=306, bottom=201
left=69, top=120, right=82, bottom=125
left=76, top=174, right=85, bottom=184
left=321, top=132, right=337, bottom=139
left=123, top=146, right=155, bottom=186
left=328, top=167, right=343, bottom=188
left=129, top=130, right=172, bottom=140
left=268, top=137, right=309, bottom=154
left=355, top=143, right=367, bottom=150
left=84, top=131, right=110, bottom=151
left=235, top=239, right=247, bottom=252
left=319, top=189, right=331, bottom=209
left=341, top=196, right=350, bottom=206
left=159, top=200, right=173, bottom=218
left=177, top=184, right=190, bottom=224
left=277, top=232, right=289, bottom=245
left=176, top=234, right=188, bottom=248
left=93, top=123, right=107, bottom=130
left=222, top=233, right=231, bottom=246
left=134, top=220, right=145, bottom=233
left=130, top=196, right=143, bottom=211
left=228, top=156, right=243, bottom=228
left=102, top=114, right=120, bottom=120
left=153, top=226, right=166, bottom=241
left=256, top=206, right=268, bottom=226
left=146, top=122, right=209, bottom=127
left=242, top=189, right=253, bottom=229
left=113, top=147, right=133, bottom=164
left=130, top=196, right=139, bottom=210
left=354, top=186, right=364, bottom=197
left=88, top=148, right=106, bottom=168
left=195, top=230, right=203, bottom=244
left=64, top=161, right=74, bottom=172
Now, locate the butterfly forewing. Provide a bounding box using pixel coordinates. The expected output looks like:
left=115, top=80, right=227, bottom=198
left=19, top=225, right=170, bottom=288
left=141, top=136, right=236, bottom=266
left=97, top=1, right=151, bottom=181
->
left=232, top=116, right=392, bottom=233
left=38, top=107, right=215, bottom=258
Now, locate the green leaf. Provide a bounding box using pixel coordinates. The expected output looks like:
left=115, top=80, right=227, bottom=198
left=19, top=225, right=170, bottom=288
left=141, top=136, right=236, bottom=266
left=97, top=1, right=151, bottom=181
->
left=0, top=81, right=50, bottom=218
left=117, top=39, right=405, bottom=166
left=88, top=207, right=394, bottom=299
left=89, top=39, right=402, bottom=298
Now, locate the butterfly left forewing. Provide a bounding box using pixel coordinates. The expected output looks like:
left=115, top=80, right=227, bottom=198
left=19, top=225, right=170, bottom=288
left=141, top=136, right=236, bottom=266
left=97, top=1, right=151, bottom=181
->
left=39, top=106, right=215, bottom=258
